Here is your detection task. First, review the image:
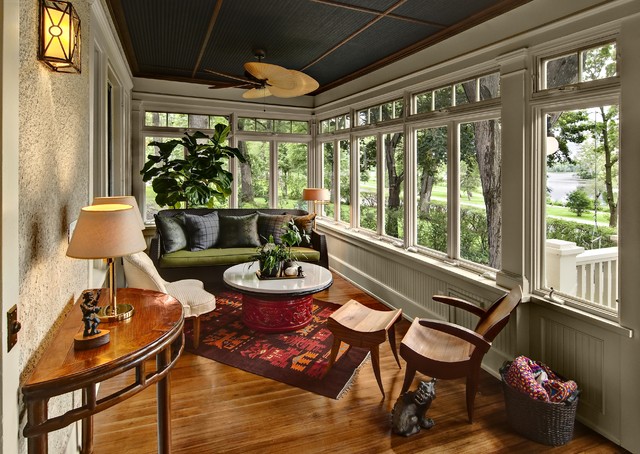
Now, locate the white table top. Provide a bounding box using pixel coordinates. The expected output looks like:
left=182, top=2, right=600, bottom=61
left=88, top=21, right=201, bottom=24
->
left=223, top=261, right=333, bottom=296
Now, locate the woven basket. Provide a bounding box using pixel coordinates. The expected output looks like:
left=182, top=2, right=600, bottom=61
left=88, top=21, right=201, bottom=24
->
left=500, top=368, right=579, bottom=446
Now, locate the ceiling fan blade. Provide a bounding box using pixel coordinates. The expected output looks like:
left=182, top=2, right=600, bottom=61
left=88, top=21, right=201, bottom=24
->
left=203, top=68, right=260, bottom=86
left=244, top=62, right=296, bottom=90
left=242, top=87, right=272, bottom=99
left=268, top=70, right=319, bottom=98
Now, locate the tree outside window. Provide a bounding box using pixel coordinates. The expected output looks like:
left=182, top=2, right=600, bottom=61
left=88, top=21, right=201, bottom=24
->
left=415, top=126, right=447, bottom=254
left=277, top=143, right=308, bottom=209
left=358, top=136, right=377, bottom=231
left=339, top=140, right=351, bottom=224
left=238, top=140, right=270, bottom=209
left=383, top=132, right=404, bottom=239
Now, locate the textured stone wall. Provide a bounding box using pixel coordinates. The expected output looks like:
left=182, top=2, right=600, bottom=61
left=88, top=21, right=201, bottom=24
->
left=18, top=0, right=91, bottom=452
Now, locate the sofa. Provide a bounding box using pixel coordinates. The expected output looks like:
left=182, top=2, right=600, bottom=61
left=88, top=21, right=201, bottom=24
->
left=149, top=208, right=328, bottom=290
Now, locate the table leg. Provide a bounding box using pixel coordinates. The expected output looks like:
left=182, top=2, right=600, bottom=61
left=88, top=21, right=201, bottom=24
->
left=82, top=385, right=95, bottom=454
left=27, top=399, right=48, bottom=454
left=157, top=348, right=172, bottom=453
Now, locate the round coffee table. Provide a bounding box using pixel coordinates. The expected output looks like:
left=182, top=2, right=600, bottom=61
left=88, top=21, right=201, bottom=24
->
left=223, top=261, right=333, bottom=333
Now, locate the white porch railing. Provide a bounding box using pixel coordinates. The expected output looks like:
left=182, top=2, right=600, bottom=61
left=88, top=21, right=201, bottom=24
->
left=545, top=239, right=619, bottom=312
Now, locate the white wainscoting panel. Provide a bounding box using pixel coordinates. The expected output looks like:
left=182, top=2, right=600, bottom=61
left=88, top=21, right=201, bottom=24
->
left=530, top=303, right=621, bottom=443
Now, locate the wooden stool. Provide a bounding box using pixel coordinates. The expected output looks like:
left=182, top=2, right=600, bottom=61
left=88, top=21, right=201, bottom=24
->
left=326, top=299, right=402, bottom=398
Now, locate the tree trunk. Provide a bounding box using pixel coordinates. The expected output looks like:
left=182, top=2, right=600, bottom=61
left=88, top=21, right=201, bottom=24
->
left=463, top=80, right=502, bottom=269
left=238, top=142, right=254, bottom=204
left=474, top=120, right=502, bottom=269
left=418, top=174, right=434, bottom=215
left=600, top=106, right=618, bottom=227
left=384, top=133, right=404, bottom=236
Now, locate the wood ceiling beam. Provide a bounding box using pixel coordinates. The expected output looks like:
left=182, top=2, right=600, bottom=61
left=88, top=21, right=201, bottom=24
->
left=315, top=0, right=534, bottom=93
left=310, top=0, right=446, bottom=28
left=301, top=0, right=407, bottom=72
left=192, top=0, right=224, bottom=77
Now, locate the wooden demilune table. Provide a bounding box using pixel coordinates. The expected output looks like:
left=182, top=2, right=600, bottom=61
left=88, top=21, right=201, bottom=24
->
left=223, top=262, right=333, bottom=333
left=22, top=288, right=184, bottom=454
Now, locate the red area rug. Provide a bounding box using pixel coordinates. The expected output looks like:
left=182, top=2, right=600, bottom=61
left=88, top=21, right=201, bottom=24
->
left=184, top=291, right=370, bottom=399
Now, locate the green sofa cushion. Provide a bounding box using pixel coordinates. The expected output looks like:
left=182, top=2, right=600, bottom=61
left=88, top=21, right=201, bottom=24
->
left=159, top=246, right=320, bottom=268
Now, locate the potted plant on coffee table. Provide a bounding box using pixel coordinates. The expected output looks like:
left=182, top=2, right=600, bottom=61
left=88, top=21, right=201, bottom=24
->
left=253, top=235, right=288, bottom=278
left=280, top=219, right=310, bottom=269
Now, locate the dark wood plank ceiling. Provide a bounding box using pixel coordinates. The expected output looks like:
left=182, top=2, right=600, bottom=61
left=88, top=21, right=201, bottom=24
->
left=105, top=0, right=532, bottom=94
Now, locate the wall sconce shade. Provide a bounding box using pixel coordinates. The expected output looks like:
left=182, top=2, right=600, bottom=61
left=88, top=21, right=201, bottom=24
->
left=546, top=136, right=559, bottom=156
left=39, top=0, right=81, bottom=73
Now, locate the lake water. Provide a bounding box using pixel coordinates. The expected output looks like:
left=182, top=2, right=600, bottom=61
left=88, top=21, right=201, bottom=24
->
left=547, top=172, right=594, bottom=202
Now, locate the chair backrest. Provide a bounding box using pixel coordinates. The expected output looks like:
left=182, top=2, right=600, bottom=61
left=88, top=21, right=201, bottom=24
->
left=474, top=286, right=522, bottom=341
left=122, top=252, right=168, bottom=293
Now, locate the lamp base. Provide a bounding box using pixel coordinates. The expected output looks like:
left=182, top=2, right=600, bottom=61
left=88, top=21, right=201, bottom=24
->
left=98, top=303, right=135, bottom=322
left=74, top=329, right=110, bottom=350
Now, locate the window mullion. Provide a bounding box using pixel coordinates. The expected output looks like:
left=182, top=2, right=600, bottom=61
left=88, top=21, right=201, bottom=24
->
left=377, top=132, right=384, bottom=236
left=269, top=139, right=277, bottom=208
left=449, top=121, right=461, bottom=260
left=333, top=139, right=340, bottom=223
left=350, top=134, right=359, bottom=229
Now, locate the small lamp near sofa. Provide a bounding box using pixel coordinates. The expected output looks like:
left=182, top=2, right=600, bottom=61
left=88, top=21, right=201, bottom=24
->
left=302, top=188, right=330, bottom=226
left=67, top=204, right=147, bottom=321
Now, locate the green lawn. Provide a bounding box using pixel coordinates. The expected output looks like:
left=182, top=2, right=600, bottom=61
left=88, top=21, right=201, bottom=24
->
left=433, top=185, right=611, bottom=224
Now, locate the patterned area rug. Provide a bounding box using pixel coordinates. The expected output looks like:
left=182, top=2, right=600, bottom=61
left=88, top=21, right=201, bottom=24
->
left=184, top=291, right=370, bottom=399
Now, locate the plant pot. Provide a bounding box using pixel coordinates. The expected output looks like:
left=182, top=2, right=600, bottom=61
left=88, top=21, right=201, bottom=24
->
left=259, top=260, right=280, bottom=277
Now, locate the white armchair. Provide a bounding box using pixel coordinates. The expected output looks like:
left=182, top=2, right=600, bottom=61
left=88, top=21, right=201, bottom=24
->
left=123, top=251, right=216, bottom=348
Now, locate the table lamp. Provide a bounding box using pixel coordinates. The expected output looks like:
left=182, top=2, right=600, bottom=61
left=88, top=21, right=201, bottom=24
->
left=302, top=188, right=330, bottom=222
left=67, top=204, right=147, bottom=321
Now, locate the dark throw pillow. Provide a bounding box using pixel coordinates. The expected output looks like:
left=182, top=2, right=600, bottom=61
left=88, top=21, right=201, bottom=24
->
left=183, top=212, right=220, bottom=251
left=217, top=212, right=260, bottom=248
left=154, top=213, right=187, bottom=253
left=257, top=212, right=292, bottom=245
left=291, top=213, right=316, bottom=247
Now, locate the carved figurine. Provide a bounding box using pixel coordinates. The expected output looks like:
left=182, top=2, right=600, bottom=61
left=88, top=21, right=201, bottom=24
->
left=391, top=378, right=436, bottom=436
left=80, top=290, right=102, bottom=337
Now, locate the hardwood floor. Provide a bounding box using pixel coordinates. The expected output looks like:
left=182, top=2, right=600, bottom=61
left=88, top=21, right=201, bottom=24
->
left=92, top=274, right=626, bottom=453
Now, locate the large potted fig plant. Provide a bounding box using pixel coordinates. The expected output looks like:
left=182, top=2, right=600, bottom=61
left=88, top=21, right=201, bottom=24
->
left=141, top=124, right=246, bottom=208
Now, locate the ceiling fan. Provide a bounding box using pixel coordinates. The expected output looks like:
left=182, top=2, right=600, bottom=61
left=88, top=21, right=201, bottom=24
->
left=205, top=49, right=319, bottom=99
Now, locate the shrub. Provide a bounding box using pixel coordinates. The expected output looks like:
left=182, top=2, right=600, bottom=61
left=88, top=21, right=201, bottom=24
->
left=566, top=188, right=592, bottom=217
left=546, top=218, right=616, bottom=250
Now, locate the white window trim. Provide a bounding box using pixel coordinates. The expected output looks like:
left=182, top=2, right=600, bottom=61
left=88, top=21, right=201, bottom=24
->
left=530, top=74, right=620, bottom=320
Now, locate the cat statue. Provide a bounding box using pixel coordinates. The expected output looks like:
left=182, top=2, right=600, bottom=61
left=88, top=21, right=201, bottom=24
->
left=391, top=378, right=436, bottom=437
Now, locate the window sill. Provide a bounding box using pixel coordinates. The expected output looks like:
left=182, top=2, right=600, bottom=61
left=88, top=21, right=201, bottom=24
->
left=529, top=294, right=633, bottom=338
left=316, top=219, right=506, bottom=295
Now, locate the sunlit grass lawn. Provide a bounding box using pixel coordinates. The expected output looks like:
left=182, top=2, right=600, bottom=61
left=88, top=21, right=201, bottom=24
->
left=432, top=185, right=610, bottom=224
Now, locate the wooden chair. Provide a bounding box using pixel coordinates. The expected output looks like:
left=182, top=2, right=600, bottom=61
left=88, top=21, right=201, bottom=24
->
left=399, top=286, right=522, bottom=422
left=326, top=299, right=402, bottom=398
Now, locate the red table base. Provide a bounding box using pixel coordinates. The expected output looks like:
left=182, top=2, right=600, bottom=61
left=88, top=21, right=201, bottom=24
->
left=241, top=294, right=314, bottom=333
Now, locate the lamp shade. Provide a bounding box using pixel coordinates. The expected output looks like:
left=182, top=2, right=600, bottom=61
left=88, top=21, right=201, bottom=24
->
left=92, top=196, right=145, bottom=230
left=67, top=204, right=147, bottom=259
left=302, top=188, right=330, bottom=201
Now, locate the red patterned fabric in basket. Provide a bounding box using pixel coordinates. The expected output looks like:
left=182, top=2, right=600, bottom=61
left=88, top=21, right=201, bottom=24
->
left=506, top=356, right=578, bottom=403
